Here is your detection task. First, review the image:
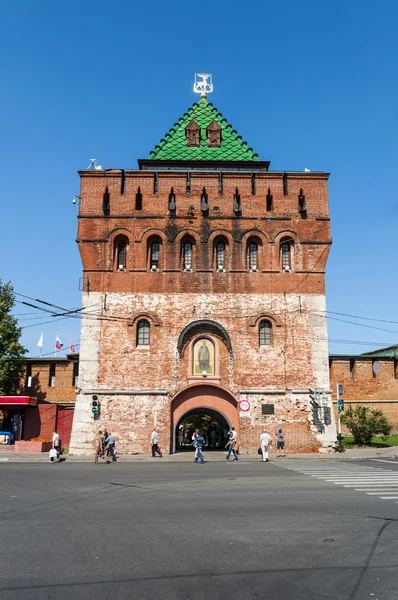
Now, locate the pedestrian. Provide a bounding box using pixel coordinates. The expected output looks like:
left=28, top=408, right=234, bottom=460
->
left=191, top=428, right=199, bottom=459
left=151, top=428, right=163, bottom=457
left=193, top=430, right=206, bottom=463
left=275, top=427, right=285, bottom=457
left=225, top=427, right=239, bottom=462
left=260, top=430, right=272, bottom=462
left=178, top=428, right=184, bottom=449
left=94, top=430, right=105, bottom=464
left=52, top=431, right=60, bottom=457
left=105, top=431, right=116, bottom=464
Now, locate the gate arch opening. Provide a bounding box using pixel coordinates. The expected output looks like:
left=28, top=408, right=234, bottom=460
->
left=176, top=407, right=230, bottom=452
left=170, top=384, right=238, bottom=453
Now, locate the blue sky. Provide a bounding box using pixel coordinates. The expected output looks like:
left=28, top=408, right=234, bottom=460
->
left=1, top=0, right=397, bottom=357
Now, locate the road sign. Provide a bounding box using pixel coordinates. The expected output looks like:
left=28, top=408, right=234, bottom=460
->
left=239, top=400, right=250, bottom=412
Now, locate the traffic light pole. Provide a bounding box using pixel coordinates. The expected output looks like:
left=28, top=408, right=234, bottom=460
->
left=337, top=383, right=341, bottom=436
left=336, top=383, right=344, bottom=452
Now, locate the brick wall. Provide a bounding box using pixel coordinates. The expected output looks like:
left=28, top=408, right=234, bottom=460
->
left=69, top=168, right=335, bottom=455
left=21, top=359, right=77, bottom=404
left=330, top=358, right=398, bottom=432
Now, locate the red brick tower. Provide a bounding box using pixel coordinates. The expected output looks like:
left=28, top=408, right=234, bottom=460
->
left=70, top=93, right=336, bottom=455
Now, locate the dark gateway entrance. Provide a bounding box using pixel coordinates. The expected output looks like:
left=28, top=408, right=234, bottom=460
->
left=176, top=407, right=230, bottom=452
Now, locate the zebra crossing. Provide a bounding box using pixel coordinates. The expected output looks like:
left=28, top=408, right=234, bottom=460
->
left=275, top=460, right=398, bottom=504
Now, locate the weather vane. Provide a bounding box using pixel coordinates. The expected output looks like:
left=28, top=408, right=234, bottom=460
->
left=193, top=73, right=213, bottom=98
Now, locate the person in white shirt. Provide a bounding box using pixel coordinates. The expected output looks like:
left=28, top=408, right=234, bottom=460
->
left=52, top=431, right=60, bottom=451
left=151, top=429, right=162, bottom=458
left=260, top=431, right=272, bottom=462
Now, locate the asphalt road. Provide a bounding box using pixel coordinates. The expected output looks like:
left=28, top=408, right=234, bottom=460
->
left=0, top=458, right=397, bottom=600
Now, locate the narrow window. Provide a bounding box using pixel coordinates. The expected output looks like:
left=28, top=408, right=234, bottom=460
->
left=233, top=188, right=241, bottom=214
left=281, top=242, right=291, bottom=271
left=218, top=171, right=223, bottom=195
left=349, top=359, right=355, bottom=380
left=153, top=173, right=158, bottom=195
left=184, top=241, right=192, bottom=270
left=186, top=172, right=191, bottom=196
left=102, top=186, right=110, bottom=215
left=283, top=172, right=288, bottom=196
left=251, top=173, right=256, bottom=195
left=168, top=187, right=176, bottom=212
left=216, top=241, right=225, bottom=270
left=49, top=363, right=56, bottom=387
left=150, top=242, right=159, bottom=271
left=25, top=364, right=32, bottom=388
left=117, top=240, right=127, bottom=271
left=249, top=242, right=258, bottom=271
left=259, top=320, right=272, bottom=346
left=137, top=320, right=150, bottom=346
left=298, top=188, right=307, bottom=218
left=73, top=361, right=79, bottom=387
left=372, top=360, right=379, bottom=379
left=121, top=170, right=126, bottom=195
left=135, top=187, right=143, bottom=210
left=266, top=188, right=273, bottom=212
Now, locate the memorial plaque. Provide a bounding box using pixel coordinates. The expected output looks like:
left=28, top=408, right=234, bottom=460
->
left=261, top=404, right=275, bottom=415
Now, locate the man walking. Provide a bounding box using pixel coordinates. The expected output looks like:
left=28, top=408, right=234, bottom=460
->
left=225, top=427, right=239, bottom=462
left=105, top=431, right=116, bottom=464
left=151, top=428, right=163, bottom=458
left=94, top=430, right=105, bottom=464
left=52, top=430, right=60, bottom=453
left=260, top=430, right=272, bottom=462
left=194, top=430, right=206, bottom=463
left=275, top=427, right=285, bottom=457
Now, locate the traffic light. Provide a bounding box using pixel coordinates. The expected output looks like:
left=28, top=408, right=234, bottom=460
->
left=91, top=395, right=99, bottom=414
left=337, top=399, right=344, bottom=412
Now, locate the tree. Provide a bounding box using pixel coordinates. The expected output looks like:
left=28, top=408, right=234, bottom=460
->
left=0, top=280, right=26, bottom=395
left=341, top=405, right=391, bottom=446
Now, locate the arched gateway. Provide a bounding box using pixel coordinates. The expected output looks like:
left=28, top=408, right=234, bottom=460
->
left=170, top=384, right=238, bottom=453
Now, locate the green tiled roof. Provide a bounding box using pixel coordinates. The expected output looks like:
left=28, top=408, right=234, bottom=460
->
left=148, top=98, right=259, bottom=162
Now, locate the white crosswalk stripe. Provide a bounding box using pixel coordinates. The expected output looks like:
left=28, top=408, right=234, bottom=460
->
left=275, top=461, right=398, bottom=505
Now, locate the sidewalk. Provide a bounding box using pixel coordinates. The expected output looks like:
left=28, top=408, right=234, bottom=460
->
left=1, top=446, right=397, bottom=463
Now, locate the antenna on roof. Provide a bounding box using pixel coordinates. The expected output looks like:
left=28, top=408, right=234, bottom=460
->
left=86, top=158, right=103, bottom=170
left=193, top=73, right=213, bottom=99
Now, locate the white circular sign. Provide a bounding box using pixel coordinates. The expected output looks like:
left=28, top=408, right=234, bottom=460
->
left=239, top=400, right=250, bottom=412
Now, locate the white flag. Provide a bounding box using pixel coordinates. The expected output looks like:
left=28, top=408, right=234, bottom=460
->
left=37, top=332, right=44, bottom=348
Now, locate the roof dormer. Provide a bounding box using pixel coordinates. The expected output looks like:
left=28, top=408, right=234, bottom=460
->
left=207, top=120, right=221, bottom=147
left=186, top=120, right=200, bottom=147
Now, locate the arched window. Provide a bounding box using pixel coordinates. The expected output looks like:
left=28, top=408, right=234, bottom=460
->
left=259, top=320, right=272, bottom=346
left=216, top=241, right=226, bottom=271
left=115, top=238, right=128, bottom=271
left=137, top=320, right=150, bottom=346
left=281, top=241, right=292, bottom=271
left=150, top=241, right=160, bottom=271
left=183, top=241, right=192, bottom=271
left=248, top=242, right=258, bottom=271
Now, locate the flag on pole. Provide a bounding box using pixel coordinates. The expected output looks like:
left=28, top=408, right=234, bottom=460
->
left=37, top=333, right=43, bottom=348
left=70, top=339, right=75, bottom=353
left=55, top=336, right=63, bottom=350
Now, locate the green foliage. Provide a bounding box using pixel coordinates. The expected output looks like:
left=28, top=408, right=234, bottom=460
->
left=342, top=434, right=398, bottom=449
left=341, top=405, right=391, bottom=446
left=0, top=279, right=26, bottom=395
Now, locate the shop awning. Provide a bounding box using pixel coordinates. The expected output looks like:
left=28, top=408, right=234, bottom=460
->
left=0, top=396, right=37, bottom=407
